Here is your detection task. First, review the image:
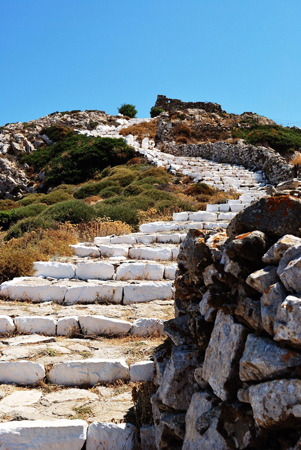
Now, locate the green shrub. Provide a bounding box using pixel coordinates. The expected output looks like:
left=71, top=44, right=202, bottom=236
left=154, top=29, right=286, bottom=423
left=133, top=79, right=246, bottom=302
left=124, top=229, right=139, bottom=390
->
left=39, top=190, right=73, bottom=205
left=40, top=200, right=95, bottom=223
left=40, top=126, right=72, bottom=142
left=123, top=184, right=145, bottom=197
left=99, top=186, right=123, bottom=198
left=150, top=107, right=164, bottom=118
left=51, top=184, right=76, bottom=194
left=95, top=203, right=139, bottom=226
left=4, top=216, right=53, bottom=241
left=0, top=199, right=19, bottom=211
left=108, top=167, right=137, bottom=186
left=18, top=194, right=46, bottom=206
left=233, top=125, right=301, bottom=154
left=0, top=203, right=48, bottom=230
left=118, top=104, right=137, bottom=118
left=23, top=134, right=136, bottom=186
left=74, top=180, right=116, bottom=199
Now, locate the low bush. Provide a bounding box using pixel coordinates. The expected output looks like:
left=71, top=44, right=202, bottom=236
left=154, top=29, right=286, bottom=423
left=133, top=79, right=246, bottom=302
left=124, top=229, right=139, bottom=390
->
left=74, top=179, right=116, bottom=199
left=232, top=125, right=301, bottom=154
left=107, top=167, right=137, bottom=186
left=18, top=193, right=46, bottom=206
left=23, top=134, right=136, bottom=186
left=150, top=107, right=164, bottom=118
left=41, top=125, right=73, bottom=142
left=0, top=228, right=77, bottom=283
left=39, top=200, right=95, bottom=224
left=0, top=199, right=19, bottom=211
left=99, top=186, right=123, bottom=198
left=118, top=103, right=137, bottom=118
left=123, top=184, right=145, bottom=197
left=0, top=203, right=48, bottom=230
left=95, top=203, right=140, bottom=226
left=4, top=216, right=53, bottom=240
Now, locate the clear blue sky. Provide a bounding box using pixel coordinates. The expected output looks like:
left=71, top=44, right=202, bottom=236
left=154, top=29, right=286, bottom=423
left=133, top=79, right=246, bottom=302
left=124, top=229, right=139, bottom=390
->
left=1, top=0, right=301, bottom=126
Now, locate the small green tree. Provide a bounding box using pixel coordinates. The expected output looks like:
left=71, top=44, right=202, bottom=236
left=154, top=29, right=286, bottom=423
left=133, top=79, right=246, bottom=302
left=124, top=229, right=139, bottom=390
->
left=150, top=106, right=164, bottom=118
left=118, top=104, right=137, bottom=118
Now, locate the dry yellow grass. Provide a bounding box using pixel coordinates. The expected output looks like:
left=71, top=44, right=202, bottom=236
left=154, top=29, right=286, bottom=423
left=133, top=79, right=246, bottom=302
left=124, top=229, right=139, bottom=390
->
left=59, top=219, right=132, bottom=242
left=0, top=228, right=77, bottom=284
left=119, top=119, right=159, bottom=143
left=291, top=152, right=301, bottom=166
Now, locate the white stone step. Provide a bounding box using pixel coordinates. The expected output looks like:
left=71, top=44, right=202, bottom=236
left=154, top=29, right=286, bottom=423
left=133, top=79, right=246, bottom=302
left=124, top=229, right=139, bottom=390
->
left=33, top=259, right=177, bottom=282
left=47, top=359, right=130, bottom=386
left=0, top=420, right=88, bottom=450
left=0, top=278, right=174, bottom=304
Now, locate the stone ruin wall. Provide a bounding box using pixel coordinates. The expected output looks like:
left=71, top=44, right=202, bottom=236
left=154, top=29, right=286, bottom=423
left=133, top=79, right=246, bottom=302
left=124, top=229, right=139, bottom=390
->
left=162, top=141, right=294, bottom=185
left=151, top=195, right=301, bottom=450
left=154, top=95, right=225, bottom=115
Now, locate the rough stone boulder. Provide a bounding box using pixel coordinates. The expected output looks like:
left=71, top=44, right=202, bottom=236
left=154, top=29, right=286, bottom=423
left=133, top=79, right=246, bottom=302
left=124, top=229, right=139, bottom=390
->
left=227, top=195, right=301, bottom=240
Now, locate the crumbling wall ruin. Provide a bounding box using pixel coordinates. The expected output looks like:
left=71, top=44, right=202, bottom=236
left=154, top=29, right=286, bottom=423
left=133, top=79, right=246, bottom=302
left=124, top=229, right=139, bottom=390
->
left=151, top=195, right=301, bottom=449
left=154, top=95, right=225, bottom=115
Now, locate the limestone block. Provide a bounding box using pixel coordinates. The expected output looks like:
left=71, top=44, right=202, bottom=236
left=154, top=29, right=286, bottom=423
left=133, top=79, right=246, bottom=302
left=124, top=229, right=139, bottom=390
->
left=94, top=236, right=111, bottom=244
left=70, top=244, right=100, bottom=257
left=131, top=318, right=164, bottom=336
left=140, top=425, right=156, bottom=450
left=110, top=235, right=137, bottom=244
left=239, top=334, right=301, bottom=382
left=230, top=204, right=245, bottom=212
left=203, top=311, right=248, bottom=401
left=157, top=345, right=200, bottom=410
left=130, top=361, right=154, bottom=382
left=128, top=246, right=172, bottom=261
left=219, top=204, right=230, bottom=212
left=172, top=247, right=180, bottom=259
left=188, top=212, right=218, bottom=221
left=75, top=262, right=115, bottom=281
left=206, top=204, right=219, bottom=212
left=277, top=245, right=301, bottom=294
left=0, top=361, right=45, bottom=385
left=157, top=233, right=181, bottom=243
left=218, top=212, right=236, bottom=220
left=182, top=391, right=222, bottom=450
left=64, top=283, right=123, bottom=304
left=136, top=234, right=156, bottom=244
left=116, top=262, right=164, bottom=281
left=14, top=316, right=57, bottom=336
left=164, top=264, right=177, bottom=280
left=47, top=359, right=130, bottom=386
left=173, top=212, right=189, bottom=221
left=274, top=295, right=301, bottom=345
left=33, top=262, right=76, bottom=279
left=86, top=422, right=135, bottom=450
left=248, top=379, right=301, bottom=428
left=0, top=315, right=15, bottom=334
left=261, top=282, right=287, bottom=335
left=97, top=244, right=129, bottom=258
left=246, top=266, right=278, bottom=293
left=262, top=235, right=301, bottom=264
left=0, top=278, right=67, bottom=303
left=123, top=281, right=173, bottom=304
left=0, top=419, right=88, bottom=450
left=57, top=316, right=80, bottom=336
left=78, top=315, right=132, bottom=336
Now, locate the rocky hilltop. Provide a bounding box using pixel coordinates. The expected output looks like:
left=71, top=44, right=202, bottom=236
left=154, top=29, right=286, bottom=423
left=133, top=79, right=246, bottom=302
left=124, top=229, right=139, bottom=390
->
left=1, top=97, right=300, bottom=199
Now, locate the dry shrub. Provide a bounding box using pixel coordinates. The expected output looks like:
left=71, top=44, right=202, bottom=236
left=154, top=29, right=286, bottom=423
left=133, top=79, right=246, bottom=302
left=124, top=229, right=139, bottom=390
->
left=291, top=152, right=301, bottom=166
left=137, top=208, right=173, bottom=224
left=59, top=219, right=132, bottom=242
left=126, top=157, right=148, bottom=166
left=0, top=228, right=77, bottom=284
left=119, top=120, right=159, bottom=143
left=82, top=196, right=103, bottom=205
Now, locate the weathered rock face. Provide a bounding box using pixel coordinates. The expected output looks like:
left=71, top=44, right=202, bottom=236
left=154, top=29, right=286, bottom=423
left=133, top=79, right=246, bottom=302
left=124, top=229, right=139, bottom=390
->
left=152, top=195, right=301, bottom=449
left=227, top=196, right=301, bottom=239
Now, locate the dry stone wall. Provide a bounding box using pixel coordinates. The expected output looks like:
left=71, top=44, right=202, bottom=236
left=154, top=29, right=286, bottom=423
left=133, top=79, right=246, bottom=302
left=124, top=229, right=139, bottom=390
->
left=154, top=95, right=225, bottom=115
left=162, top=140, right=294, bottom=185
left=151, top=194, right=301, bottom=449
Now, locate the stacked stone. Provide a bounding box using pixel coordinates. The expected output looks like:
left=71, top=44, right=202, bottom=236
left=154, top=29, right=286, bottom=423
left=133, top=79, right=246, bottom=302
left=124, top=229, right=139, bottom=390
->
left=151, top=194, right=301, bottom=449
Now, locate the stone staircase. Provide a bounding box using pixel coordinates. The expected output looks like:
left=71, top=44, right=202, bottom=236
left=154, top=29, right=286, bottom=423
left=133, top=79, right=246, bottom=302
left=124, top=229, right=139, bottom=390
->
left=0, top=120, right=270, bottom=448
